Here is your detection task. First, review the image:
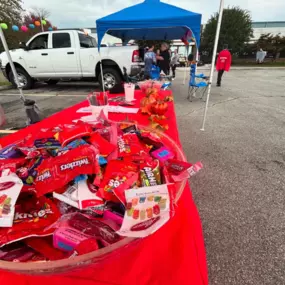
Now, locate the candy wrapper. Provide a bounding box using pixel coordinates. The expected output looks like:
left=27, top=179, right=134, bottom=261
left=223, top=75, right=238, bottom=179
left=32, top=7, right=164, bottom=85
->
left=0, top=246, right=36, bottom=262
left=88, top=132, right=116, bottom=157
left=34, top=138, right=61, bottom=149
left=0, top=197, right=60, bottom=247
left=53, top=213, right=121, bottom=248
left=0, top=144, right=23, bottom=159
left=53, top=179, right=103, bottom=210
left=151, top=147, right=175, bottom=163
left=57, top=123, right=92, bottom=147
left=17, top=157, right=43, bottom=186
left=165, top=159, right=203, bottom=182
left=140, top=160, right=161, bottom=187
left=117, top=133, right=147, bottom=157
left=0, top=173, right=23, bottom=227
left=35, top=145, right=100, bottom=197
left=25, top=237, right=68, bottom=261
left=117, top=184, right=174, bottom=238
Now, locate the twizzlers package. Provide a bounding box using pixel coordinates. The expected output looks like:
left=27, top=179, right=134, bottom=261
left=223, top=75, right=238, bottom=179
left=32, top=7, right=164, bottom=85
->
left=35, top=145, right=100, bottom=197
left=117, top=184, right=175, bottom=238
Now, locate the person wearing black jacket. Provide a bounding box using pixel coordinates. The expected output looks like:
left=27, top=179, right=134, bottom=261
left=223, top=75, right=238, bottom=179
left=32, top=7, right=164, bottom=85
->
left=157, top=43, right=170, bottom=75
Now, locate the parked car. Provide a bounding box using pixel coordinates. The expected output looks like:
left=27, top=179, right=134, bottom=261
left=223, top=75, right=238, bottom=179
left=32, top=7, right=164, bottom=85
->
left=0, top=30, right=142, bottom=91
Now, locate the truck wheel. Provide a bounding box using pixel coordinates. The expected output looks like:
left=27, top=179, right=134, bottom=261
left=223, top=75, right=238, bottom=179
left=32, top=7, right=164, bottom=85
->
left=99, top=68, right=121, bottom=91
left=45, top=80, right=59, bottom=86
left=9, top=67, right=34, bottom=90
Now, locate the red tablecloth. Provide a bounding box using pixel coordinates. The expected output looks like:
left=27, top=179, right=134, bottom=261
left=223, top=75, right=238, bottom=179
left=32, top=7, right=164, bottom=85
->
left=0, top=91, right=208, bottom=285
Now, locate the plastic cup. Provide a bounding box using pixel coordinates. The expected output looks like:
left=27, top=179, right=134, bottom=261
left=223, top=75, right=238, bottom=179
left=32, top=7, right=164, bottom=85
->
left=124, top=83, right=135, bottom=102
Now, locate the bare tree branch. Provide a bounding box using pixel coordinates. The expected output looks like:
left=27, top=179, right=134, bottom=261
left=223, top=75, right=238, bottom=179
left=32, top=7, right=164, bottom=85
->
left=30, top=6, right=51, bottom=19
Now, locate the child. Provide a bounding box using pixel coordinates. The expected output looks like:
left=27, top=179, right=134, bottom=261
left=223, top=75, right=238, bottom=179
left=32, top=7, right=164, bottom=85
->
left=144, top=45, right=157, bottom=79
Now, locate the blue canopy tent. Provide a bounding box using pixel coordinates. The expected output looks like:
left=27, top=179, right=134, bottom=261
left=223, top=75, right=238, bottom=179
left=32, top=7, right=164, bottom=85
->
left=96, top=0, right=202, bottom=49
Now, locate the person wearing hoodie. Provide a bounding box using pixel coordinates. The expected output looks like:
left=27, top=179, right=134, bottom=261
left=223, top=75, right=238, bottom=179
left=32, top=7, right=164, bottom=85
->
left=216, top=45, right=232, bottom=87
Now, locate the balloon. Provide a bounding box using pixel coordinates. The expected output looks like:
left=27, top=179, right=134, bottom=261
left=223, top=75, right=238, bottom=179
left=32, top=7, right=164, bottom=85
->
left=48, top=27, right=53, bottom=31
left=12, top=25, right=19, bottom=31
left=29, top=24, right=35, bottom=29
left=35, top=21, right=41, bottom=27
left=41, top=20, right=47, bottom=25
left=0, top=23, right=8, bottom=30
left=21, top=26, right=28, bottom=32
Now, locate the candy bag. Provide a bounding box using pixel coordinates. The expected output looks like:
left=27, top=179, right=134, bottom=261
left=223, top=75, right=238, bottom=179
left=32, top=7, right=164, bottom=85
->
left=25, top=237, right=68, bottom=261
left=17, top=156, right=43, bottom=186
left=0, top=173, right=23, bottom=227
left=67, top=213, right=121, bottom=247
left=118, top=184, right=174, bottom=238
left=88, top=132, right=116, bottom=157
left=117, top=133, right=147, bottom=157
left=0, top=246, right=36, bottom=262
left=0, top=157, right=26, bottom=173
left=35, top=145, right=100, bottom=197
left=34, top=138, right=61, bottom=149
left=57, top=123, right=92, bottom=147
left=0, top=144, right=23, bottom=159
left=164, top=159, right=203, bottom=182
left=56, top=139, right=88, bottom=156
left=140, top=160, right=161, bottom=187
left=0, top=197, right=60, bottom=247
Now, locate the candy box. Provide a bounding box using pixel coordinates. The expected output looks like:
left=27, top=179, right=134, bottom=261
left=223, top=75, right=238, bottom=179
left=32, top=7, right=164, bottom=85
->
left=117, top=184, right=175, bottom=238
left=0, top=173, right=23, bottom=227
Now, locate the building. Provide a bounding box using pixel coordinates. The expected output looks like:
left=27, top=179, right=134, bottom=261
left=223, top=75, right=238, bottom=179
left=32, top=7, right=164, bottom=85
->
left=252, top=21, right=285, bottom=41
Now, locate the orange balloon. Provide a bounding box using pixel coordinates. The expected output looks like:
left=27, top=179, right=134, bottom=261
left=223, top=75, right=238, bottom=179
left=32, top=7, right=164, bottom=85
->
left=35, top=21, right=41, bottom=27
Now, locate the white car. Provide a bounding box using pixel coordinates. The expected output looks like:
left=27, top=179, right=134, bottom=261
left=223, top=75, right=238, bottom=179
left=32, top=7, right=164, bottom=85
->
left=0, top=30, right=142, bottom=90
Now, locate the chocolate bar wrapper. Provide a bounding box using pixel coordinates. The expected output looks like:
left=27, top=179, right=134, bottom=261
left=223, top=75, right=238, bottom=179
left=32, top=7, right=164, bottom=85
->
left=117, top=184, right=174, bottom=238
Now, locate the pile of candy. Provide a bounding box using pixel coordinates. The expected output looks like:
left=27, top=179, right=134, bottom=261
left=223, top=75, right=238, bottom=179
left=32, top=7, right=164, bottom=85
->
left=0, top=115, right=202, bottom=263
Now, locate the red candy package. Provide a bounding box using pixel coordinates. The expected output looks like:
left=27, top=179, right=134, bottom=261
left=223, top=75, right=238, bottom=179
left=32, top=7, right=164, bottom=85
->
left=0, top=157, right=26, bottom=173
left=0, top=246, right=36, bottom=262
left=88, top=132, right=116, bottom=157
left=117, top=133, right=148, bottom=157
left=35, top=145, right=100, bottom=197
left=164, top=159, right=203, bottom=182
left=67, top=213, right=121, bottom=247
left=113, top=172, right=139, bottom=205
left=0, top=197, right=60, bottom=247
left=98, top=160, right=138, bottom=202
left=25, top=237, right=68, bottom=261
left=57, top=123, right=92, bottom=147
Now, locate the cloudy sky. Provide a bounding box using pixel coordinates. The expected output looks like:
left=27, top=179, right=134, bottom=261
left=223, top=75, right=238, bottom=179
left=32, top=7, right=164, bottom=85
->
left=22, top=0, right=285, bottom=28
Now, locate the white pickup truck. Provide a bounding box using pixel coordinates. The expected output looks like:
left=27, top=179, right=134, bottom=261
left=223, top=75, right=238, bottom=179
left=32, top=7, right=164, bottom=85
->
left=0, top=30, right=142, bottom=90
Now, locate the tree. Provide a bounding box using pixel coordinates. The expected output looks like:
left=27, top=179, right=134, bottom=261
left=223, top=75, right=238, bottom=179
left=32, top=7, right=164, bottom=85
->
left=201, top=7, right=253, bottom=55
left=0, top=0, right=23, bottom=23
left=30, top=6, right=50, bottom=21
left=0, top=0, right=23, bottom=52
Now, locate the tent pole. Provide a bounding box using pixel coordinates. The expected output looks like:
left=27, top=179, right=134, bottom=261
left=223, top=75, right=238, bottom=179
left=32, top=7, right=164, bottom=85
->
left=0, top=27, right=25, bottom=102
left=182, top=45, right=189, bottom=85
left=98, top=51, right=106, bottom=101
left=201, top=0, right=224, bottom=131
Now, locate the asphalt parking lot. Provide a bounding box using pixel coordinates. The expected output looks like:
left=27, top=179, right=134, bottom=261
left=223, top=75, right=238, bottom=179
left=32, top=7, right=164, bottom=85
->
left=1, top=68, right=285, bottom=285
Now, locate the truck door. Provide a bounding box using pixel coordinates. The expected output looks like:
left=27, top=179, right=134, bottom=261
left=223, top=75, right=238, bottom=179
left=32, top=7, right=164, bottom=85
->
left=48, top=32, right=80, bottom=77
left=78, top=33, right=98, bottom=77
left=24, top=33, right=54, bottom=77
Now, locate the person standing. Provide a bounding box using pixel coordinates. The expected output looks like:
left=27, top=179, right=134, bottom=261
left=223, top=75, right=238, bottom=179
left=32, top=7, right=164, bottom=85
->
left=157, top=43, right=171, bottom=75
left=170, top=50, right=179, bottom=79
left=144, top=45, right=156, bottom=79
left=216, top=45, right=232, bottom=87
